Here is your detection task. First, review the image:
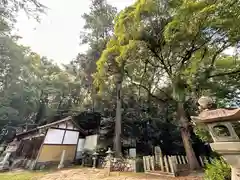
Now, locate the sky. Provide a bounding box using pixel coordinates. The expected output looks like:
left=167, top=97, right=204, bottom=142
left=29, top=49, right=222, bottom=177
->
left=15, top=0, right=134, bottom=64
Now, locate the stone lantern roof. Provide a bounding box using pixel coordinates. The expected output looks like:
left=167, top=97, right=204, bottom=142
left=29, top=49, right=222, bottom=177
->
left=192, top=108, right=240, bottom=124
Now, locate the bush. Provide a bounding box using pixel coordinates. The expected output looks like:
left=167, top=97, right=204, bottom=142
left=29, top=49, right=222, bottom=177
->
left=204, top=157, right=231, bottom=180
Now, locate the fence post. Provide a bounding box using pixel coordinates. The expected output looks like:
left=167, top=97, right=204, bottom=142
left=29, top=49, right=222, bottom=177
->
left=143, top=156, right=145, bottom=171
left=159, top=155, right=164, bottom=171
left=146, top=156, right=151, bottom=171
left=176, top=155, right=180, bottom=164
left=174, top=156, right=178, bottom=164
left=169, top=156, right=177, bottom=176
left=180, top=156, right=185, bottom=164
left=164, top=156, right=170, bottom=172
left=150, top=156, right=155, bottom=171
left=183, top=156, right=188, bottom=164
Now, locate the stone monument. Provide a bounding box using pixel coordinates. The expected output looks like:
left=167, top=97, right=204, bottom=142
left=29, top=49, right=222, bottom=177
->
left=191, top=96, right=240, bottom=180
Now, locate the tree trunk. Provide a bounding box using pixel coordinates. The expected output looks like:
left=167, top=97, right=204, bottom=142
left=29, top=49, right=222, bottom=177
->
left=114, top=75, right=122, bottom=158
left=177, top=102, right=200, bottom=170
left=91, top=85, right=95, bottom=112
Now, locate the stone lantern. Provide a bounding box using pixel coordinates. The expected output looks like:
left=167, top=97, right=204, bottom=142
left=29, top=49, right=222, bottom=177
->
left=92, top=151, right=99, bottom=168
left=191, top=96, right=240, bottom=180
left=106, top=148, right=114, bottom=160
left=105, top=148, right=114, bottom=175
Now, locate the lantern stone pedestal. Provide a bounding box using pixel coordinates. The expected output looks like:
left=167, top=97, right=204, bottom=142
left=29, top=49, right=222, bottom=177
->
left=92, top=151, right=99, bottom=168
left=191, top=97, right=240, bottom=180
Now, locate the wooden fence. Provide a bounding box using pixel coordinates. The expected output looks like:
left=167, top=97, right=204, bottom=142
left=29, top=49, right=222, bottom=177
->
left=143, top=155, right=177, bottom=176
left=143, top=155, right=207, bottom=177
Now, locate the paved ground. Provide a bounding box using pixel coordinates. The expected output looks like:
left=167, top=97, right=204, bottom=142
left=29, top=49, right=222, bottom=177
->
left=38, top=168, right=203, bottom=180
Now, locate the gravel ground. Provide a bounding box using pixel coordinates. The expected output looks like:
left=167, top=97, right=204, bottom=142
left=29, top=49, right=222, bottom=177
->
left=38, top=168, right=204, bottom=180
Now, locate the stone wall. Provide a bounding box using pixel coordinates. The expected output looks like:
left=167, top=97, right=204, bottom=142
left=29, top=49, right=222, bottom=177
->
left=104, top=158, right=136, bottom=172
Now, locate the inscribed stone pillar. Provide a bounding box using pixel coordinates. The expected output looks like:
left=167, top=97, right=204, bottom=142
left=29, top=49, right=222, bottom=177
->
left=129, top=148, right=136, bottom=158
left=154, top=146, right=162, bottom=168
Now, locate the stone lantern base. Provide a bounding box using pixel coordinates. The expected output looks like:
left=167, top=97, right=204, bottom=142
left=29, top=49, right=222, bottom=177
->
left=231, top=167, right=240, bottom=180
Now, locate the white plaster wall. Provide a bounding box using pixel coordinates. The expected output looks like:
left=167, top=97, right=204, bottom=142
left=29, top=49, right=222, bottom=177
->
left=44, top=129, right=64, bottom=144
left=63, top=131, right=79, bottom=144
left=59, top=123, right=66, bottom=129
left=77, top=139, right=85, bottom=151
left=75, top=139, right=85, bottom=159
left=84, top=134, right=98, bottom=151
left=67, top=122, right=74, bottom=129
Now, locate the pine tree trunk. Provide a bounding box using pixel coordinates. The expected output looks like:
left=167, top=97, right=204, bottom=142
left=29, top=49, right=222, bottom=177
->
left=177, top=102, right=200, bottom=170
left=114, top=74, right=122, bottom=157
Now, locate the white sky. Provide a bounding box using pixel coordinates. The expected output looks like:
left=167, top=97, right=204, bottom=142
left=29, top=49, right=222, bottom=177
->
left=15, top=0, right=134, bottom=64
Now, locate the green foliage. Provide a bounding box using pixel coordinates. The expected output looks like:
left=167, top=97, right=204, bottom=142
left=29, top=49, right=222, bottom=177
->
left=95, top=0, right=240, bottom=115
left=94, top=0, right=240, bottom=169
left=72, top=0, right=118, bottom=108
left=0, top=28, right=86, bottom=130
left=1, top=0, right=46, bottom=23
left=99, top=0, right=240, bottom=97
left=0, top=171, right=45, bottom=180
left=194, top=125, right=212, bottom=143
left=204, top=158, right=231, bottom=180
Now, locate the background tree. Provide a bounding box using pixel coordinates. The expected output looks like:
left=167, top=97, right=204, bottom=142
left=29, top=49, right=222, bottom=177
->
left=69, top=0, right=117, bottom=111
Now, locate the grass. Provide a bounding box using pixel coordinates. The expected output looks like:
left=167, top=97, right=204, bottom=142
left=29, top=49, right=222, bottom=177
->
left=0, top=171, right=46, bottom=180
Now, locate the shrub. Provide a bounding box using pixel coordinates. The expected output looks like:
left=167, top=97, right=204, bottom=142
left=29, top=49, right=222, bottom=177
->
left=204, top=157, right=231, bottom=180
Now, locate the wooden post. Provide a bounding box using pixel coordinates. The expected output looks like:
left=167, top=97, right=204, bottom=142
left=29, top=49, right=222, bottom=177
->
left=164, top=156, right=170, bottom=172
left=58, top=150, right=66, bottom=169
left=143, top=156, right=147, bottom=172
left=150, top=156, right=155, bottom=171
left=176, top=155, right=180, bottom=164
left=146, top=156, right=150, bottom=171
left=159, top=155, right=164, bottom=171
left=131, top=159, right=136, bottom=173
left=169, top=156, right=177, bottom=176
left=174, top=156, right=178, bottom=164
left=180, top=156, right=184, bottom=164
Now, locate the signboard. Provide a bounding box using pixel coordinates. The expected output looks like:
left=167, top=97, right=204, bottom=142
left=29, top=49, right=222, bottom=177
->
left=129, top=148, right=136, bottom=158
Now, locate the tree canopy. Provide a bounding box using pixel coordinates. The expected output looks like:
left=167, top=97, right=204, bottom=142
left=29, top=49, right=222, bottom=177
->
left=94, top=0, right=240, bottom=169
